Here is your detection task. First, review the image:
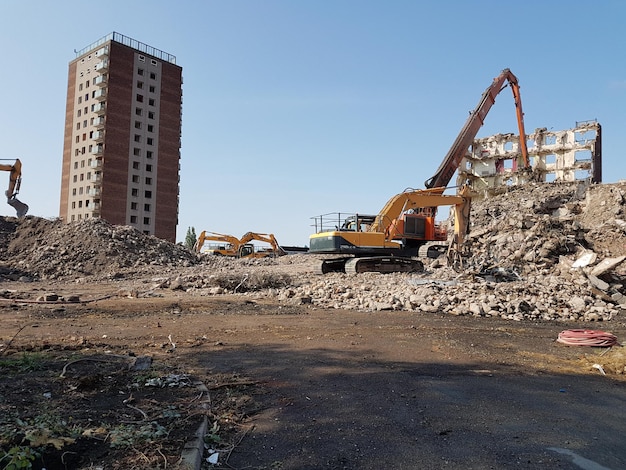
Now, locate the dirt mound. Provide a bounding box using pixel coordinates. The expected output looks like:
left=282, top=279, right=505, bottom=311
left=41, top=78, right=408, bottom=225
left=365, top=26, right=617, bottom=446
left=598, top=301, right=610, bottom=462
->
left=0, top=217, right=198, bottom=281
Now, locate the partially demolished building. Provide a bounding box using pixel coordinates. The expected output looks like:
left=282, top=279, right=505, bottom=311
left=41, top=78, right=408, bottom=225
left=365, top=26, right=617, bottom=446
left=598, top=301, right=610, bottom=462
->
left=459, top=121, right=602, bottom=196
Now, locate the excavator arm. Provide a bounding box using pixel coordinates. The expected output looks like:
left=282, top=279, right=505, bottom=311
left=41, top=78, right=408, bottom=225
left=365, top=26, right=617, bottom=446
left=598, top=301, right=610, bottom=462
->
left=369, top=186, right=466, bottom=237
left=425, top=68, right=529, bottom=190
left=194, top=231, right=241, bottom=253
left=239, top=232, right=286, bottom=257
left=0, top=159, right=28, bottom=217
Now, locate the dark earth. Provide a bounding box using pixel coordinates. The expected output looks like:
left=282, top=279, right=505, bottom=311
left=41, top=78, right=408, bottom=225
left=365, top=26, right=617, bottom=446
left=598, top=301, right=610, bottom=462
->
left=2, top=283, right=626, bottom=470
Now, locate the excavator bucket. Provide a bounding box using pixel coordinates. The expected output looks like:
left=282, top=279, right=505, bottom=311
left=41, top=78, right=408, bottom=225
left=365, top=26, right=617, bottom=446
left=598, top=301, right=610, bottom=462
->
left=7, top=197, right=28, bottom=218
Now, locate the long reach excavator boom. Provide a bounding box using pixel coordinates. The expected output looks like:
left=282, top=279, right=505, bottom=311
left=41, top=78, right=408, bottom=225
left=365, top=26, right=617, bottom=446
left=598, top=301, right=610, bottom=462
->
left=425, top=68, right=529, bottom=190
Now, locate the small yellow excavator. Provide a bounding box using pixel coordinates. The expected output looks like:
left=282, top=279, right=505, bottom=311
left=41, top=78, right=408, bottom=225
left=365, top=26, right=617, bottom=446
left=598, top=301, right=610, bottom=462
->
left=195, top=231, right=285, bottom=258
left=0, top=159, right=28, bottom=217
left=194, top=231, right=242, bottom=255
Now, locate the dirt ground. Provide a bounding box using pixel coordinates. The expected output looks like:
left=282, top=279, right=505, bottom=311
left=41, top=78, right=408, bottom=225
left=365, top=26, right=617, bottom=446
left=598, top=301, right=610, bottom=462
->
left=2, top=279, right=626, bottom=470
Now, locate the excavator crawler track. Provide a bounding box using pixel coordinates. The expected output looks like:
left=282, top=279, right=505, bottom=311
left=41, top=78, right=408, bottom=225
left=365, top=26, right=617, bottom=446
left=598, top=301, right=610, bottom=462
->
left=344, top=257, right=424, bottom=274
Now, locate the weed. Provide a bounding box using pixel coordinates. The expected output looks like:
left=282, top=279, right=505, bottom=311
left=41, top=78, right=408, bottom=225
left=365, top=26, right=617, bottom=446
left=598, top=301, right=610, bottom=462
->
left=0, top=446, right=39, bottom=470
left=0, top=353, right=45, bottom=374
left=204, top=421, right=221, bottom=445
left=108, top=422, right=169, bottom=448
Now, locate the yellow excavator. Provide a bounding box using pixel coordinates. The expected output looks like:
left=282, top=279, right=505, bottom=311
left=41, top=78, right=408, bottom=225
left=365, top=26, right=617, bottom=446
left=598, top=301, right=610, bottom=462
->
left=194, top=231, right=242, bottom=256
left=195, top=231, right=285, bottom=258
left=0, top=159, right=28, bottom=217
left=309, top=186, right=471, bottom=273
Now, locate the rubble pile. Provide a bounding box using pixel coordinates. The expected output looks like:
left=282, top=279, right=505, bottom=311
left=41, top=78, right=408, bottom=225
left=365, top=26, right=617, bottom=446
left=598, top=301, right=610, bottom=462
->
left=0, top=181, right=625, bottom=322
left=185, top=181, right=626, bottom=322
left=0, top=217, right=198, bottom=280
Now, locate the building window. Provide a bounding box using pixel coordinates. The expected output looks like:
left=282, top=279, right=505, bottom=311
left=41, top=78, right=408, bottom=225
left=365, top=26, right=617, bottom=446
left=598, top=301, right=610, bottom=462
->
left=85, top=213, right=89, bottom=219
left=78, top=214, right=82, bottom=220
left=77, top=109, right=82, bottom=117
left=74, top=162, right=78, bottom=169
left=84, top=94, right=89, bottom=101
left=138, top=68, right=144, bottom=76
left=82, top=134, right=86, bottom=141
left=136, top=94, right=144, bottom=102
left=86, top=80, right=90, bottom=88
left=86, top=172, right=91, bottom=180
left=78, top=96, right=82, bottom=104
left=81, top=160, right=85, bottom=167
left=149, top=85, right=155, bottom=93
left=131, top=188, right=138, bottom=197
left=146, top=151, right=153, bottom=159
left=137, top=81, right=144, bottom=89
left=85, top=200, right=89, bottom=207
left=75, top=136, right=80, bottom=144
left=134, top=121, right=141, bottom=129
left=144, top=203, right=150, bottom=212
left=131, top=202, right=137, bottom=210
left=134, top=135, right=141, bottom=143
left=147, top=137, right=153, bottom=145
left=73, top=175, right=77, bottom=183
left=148, top=98, right=155, bottom=106
left=139, top=55, right=145, bottom=62
left=84, top=107, right=88, bottom=114
left=150, top=72, right=156, bottom=79
left=130, top=215, right=137, bottom=223
left=148, top=111, right=154, bottom=119
left=80, top=174, right=84, bottom=181
left=79, top=83, right=83, bottom=91
left=133, top=148, right=141, bottom=156
left=146, top=164, right=152, bottom=172
left=132, top=175, right=139, bottom=183
left=83, top=120, right=87, bottom=128
left=79, top=187, right=83, bottom=195
left=132, top=161, right=140, bottom=170
left=78, top=201, right=83, bottom=208
left=150, top=59, right=157, bottom=66
left=71, top=201, right=76, bottom=209
left=145, top=177, right=152, bottom=185
left=147, top=124, right=154, bottom=132
left=135, top=107, right=143, bottom=116
left=143, top=217, right=150, bottom=225
left=71, top=215, right=75, bottom=221
left=145, top=190, right=152, bottom=198
left=76, top=123, right=80, bottom=130
left=72, top=188, right=76, bottom=196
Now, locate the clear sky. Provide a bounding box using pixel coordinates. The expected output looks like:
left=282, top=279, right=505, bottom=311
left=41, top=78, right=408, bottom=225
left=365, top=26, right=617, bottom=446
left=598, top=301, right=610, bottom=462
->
left=1, top=1, right=624, bottom=246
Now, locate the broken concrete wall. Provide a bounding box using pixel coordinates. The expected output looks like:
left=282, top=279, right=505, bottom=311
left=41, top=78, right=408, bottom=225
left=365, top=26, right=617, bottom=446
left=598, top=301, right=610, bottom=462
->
left=459, top=121, right=601, bottom=196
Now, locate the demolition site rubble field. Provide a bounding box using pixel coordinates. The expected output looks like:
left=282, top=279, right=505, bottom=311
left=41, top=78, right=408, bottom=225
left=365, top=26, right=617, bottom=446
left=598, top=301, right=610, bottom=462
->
left=1, top=181, right=626, bottom=469
left=2, top=181, right=625, bottom=323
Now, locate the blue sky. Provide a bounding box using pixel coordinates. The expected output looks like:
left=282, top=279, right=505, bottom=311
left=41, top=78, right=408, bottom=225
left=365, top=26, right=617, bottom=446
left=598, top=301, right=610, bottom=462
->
left=1, top=1, right=624, bottom=246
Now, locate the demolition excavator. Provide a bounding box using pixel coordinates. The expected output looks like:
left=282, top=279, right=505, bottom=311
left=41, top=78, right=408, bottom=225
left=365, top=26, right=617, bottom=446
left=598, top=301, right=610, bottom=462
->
left=309, top=69, right=529, bottom=274
left=0, top=159, right=28, bottom=217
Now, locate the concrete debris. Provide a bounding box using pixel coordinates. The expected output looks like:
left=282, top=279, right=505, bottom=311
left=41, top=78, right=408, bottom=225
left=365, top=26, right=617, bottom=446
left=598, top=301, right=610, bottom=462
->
left=0, top=181, right=625, bottom=323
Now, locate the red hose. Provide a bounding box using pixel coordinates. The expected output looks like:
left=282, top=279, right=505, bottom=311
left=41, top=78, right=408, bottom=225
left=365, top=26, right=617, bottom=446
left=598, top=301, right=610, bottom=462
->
left=557, top=329, right=618, bottom=347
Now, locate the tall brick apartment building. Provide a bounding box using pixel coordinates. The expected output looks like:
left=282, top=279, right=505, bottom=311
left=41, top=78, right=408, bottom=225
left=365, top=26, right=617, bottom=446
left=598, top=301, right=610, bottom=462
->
left=60, top=32, right=182, bottom=242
